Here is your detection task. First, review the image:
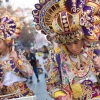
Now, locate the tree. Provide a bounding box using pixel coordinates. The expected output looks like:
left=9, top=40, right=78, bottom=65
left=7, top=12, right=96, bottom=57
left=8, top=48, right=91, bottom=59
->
left=0, top=5, right=37, bottom=48
left=19, top=22, right=37, bottom=48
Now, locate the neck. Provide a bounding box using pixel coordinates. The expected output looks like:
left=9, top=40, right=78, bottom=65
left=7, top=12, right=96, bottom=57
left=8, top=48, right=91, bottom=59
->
left=70, top=54, right=77, bottom=58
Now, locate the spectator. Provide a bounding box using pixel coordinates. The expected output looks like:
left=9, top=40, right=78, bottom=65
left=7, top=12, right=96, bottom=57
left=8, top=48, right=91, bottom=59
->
left=42, top=45, right=49, bottom=59
left=25, top=48, right=40, bottom=83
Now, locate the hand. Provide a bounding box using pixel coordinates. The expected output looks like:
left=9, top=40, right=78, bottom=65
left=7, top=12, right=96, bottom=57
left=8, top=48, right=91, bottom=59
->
left=10, top=51, right=18, bottom=61
left=93, top=56, right=100, bottom=68
left=0, top=81, right=3, bottom=89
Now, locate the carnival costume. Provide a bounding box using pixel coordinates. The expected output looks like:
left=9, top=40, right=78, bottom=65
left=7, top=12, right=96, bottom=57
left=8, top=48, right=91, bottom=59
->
left=33, top=0, right=100, bottom=99
left=0, top=14, right=34, bottom=99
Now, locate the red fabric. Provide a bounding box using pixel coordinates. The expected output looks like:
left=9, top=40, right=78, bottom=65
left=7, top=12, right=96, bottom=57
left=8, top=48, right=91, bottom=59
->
left=36, top=59, right=39, bottom=62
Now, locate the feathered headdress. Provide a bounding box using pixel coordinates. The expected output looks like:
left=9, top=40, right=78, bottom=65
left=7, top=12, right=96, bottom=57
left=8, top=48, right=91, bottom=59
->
left=33, top=0, right=100, bottom=44
left=0, top=13, right=22, bottom=45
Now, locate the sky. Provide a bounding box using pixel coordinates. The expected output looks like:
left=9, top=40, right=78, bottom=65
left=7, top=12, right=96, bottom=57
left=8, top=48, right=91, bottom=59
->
left=10, top=0, right=39, bottom=9
left=9, top=0, right=47, bottom=41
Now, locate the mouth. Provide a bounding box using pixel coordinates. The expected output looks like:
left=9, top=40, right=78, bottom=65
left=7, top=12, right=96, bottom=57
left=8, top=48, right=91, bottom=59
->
left=71, top=50, right=82, bottom=55
left=72, top=53, right=79, bottom=56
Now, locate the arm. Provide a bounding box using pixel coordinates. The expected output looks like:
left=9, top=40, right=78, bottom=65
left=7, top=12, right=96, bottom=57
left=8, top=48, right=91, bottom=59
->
left=91, top=47, right=100, bottom=82
left=0, top=82, right=3, bottom=89
left=17, top=55, right=33, bottom=77
left=93, top=49, right=100, bottom=67
left=46, top=53, right=72, bottom=100
left=11, top=51, right=33, bottom=77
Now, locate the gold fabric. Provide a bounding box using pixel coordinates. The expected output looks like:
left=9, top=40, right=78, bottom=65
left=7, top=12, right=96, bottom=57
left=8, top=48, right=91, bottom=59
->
left=71, top=83, right=83, bottom=99
left=1, top=82, right=34, bottom=99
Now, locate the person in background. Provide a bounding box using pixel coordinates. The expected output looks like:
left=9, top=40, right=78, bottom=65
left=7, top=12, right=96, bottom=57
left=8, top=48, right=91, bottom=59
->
left=25, top=48, right=40, bottom=83
left=42, top=45, right=49, bottom=59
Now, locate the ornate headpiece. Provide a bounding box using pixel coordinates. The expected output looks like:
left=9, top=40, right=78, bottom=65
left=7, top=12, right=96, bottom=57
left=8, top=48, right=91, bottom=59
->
left=33, top=0, right=100, bottom=44
left=32, top=0, right=63, bottom=34
left=0, top=13, right=22, bottom=45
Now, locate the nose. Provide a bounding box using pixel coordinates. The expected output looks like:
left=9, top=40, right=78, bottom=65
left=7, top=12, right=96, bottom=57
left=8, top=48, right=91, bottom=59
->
left=71, top=44, right=76, bottom=51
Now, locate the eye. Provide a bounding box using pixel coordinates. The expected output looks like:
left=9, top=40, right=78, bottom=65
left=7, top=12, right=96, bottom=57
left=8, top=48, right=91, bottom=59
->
left=74, top=41, right=79, bottom=44
left=67, top=43, right=71, bottom=45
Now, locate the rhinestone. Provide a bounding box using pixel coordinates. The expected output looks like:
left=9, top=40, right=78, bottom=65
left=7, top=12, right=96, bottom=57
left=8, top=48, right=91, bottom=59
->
left=42, top=9, right=46, bottom=12
left=64, top=24, right=68, bottom=27
left=40, top=13, right=44, bottom=17
left=65, top=28, right=69, bottom=31
left=62, top=16, right=66, bottom=19
left=46, top=4, right=50, bottom=8
left=73, top=22, right=76, bottom=24
left=56, top=0, right=59, bottom=2
left=41, top=19, right=44, bottom=23
left=63, top=20, right=67, bottom=23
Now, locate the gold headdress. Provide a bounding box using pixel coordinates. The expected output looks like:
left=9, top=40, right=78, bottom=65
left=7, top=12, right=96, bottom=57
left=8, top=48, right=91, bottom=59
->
left=33, top=0, right=100, bottom=44
left=0, top=13, right=22, bottom=45
left=32, top=0, right=65, bottom=34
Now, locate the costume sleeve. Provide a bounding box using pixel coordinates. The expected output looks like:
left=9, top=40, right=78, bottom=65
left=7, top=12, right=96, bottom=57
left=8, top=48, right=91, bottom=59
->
left=45, top=52, right=72, bottom=100
left=91, top=47, right=100, bottom=82
left=16, top=54, right=33, bottom=77
left=93, top=49, right=100, bottom=57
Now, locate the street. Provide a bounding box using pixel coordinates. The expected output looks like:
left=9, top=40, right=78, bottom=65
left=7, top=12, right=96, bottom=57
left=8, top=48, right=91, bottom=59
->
left=27, top=54, right=52, bottom=100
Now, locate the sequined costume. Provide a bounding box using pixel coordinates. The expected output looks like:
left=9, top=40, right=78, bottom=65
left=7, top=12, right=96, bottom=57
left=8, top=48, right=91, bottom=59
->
left=33, top=0, right=100, bottom=99
left=0, top=14, right=34, bottom=99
